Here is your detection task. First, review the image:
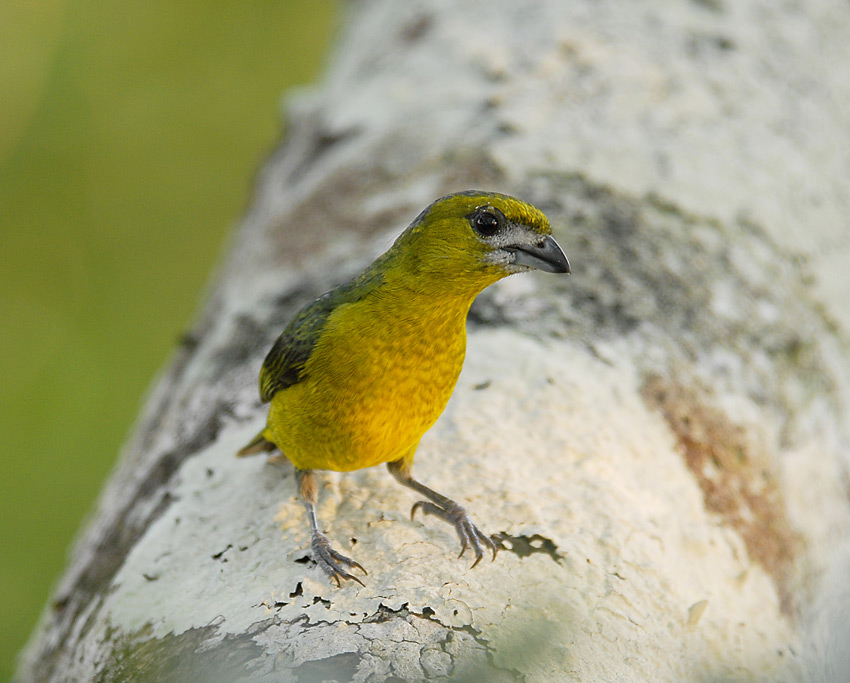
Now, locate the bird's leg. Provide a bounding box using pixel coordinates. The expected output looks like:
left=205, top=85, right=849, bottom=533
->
left=387, top=458, right=497, bottom=568
left=296, top=468, right=366, bottom=587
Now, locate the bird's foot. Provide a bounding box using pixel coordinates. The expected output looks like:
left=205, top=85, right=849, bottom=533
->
left=311, top=532, right=367, bottom=587
left=411, top=500, right=498, bottom=568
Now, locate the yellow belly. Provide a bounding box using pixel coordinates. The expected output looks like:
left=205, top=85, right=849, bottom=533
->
left=267, top=297, right=468, bottom=472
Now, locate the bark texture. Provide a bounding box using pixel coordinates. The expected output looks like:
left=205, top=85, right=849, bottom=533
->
left=18, top=1, right=850, bottom=681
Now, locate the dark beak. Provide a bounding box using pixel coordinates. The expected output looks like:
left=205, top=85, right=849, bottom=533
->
left=507, top=235, right=570, bottom=274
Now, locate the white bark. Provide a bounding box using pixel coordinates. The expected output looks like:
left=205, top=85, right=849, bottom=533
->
left=18, top=1, right=850, bottom=681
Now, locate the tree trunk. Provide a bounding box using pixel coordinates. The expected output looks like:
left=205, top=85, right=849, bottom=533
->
left=18, top=1, right=850, bottom=681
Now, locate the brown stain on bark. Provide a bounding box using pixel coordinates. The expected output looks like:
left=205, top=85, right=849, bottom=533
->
left=265, top=144, right=506, bottom=269
left=642, top=376, right=801, bottom=614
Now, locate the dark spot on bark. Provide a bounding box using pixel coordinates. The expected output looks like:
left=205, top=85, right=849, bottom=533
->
left=209, top=314, right=271, bottom=382
left=468, top=293, right=513, bottom=327
left=285, top=122, right=362, bottom=188
left=289, top=582, right=303, bottom=598
left=714, top=35, right=734, bottom=50
left=274, top=284, right=314, bottom=312
left=312, top=128, right=359, bottom=161
left=364, top=603, right=405, bottom=624
left=493, top=533, right=564, bottom=563
left=400, top=14, right=432, bottom=43
left=473, top=380, right=491, bottom=391
left=693, top=0, right=724, bottom=11
left=177, top=331, right=201, bottom=351
left=212, top=544, right=232, bottom=561
left=496, top=121, right=519, bottom=135
left=687, top=31, right=736, bottom=57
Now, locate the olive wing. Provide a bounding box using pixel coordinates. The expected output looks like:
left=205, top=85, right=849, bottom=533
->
left=259, top=265, right=386, bottom=403
left=259, top=295, right=335, bottom=403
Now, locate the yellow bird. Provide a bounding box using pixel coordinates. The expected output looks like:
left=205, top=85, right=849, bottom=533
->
left=238, top=191, right=570, bottom=585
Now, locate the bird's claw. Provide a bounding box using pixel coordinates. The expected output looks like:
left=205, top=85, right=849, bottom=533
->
left=311, top=532, right=367, bottom=587
left=411, top=500, right=498, bottom=568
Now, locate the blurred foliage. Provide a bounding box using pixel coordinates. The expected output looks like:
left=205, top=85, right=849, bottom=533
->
left=0, top=0, right=337, bottom=677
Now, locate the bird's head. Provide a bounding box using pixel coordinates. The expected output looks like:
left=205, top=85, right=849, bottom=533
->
left=389, top=191, right=570, bottom=293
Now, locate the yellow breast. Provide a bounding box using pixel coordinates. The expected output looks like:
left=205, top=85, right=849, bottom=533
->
left=267, top=292, right=470, bottom=472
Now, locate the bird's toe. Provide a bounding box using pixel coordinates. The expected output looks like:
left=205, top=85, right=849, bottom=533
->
left=412, top=500, right=497, bottom=567
left=311, top=532, right=367, bottom=587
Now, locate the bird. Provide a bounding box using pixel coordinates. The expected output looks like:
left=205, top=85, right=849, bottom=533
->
left=237, top=190, right=570, bottom=586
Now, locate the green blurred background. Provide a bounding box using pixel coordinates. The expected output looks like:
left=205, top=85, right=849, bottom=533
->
left=0, top=1, right=337, bottom=677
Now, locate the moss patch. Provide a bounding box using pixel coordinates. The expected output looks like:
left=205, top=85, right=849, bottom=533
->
left=102, top=622, right=269, bottom=683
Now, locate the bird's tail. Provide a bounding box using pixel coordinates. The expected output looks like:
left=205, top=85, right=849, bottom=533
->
left=236, top=429, right=276, bottom=457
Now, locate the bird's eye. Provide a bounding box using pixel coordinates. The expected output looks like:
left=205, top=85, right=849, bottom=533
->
left=469, top=208, right=503, bottom=237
